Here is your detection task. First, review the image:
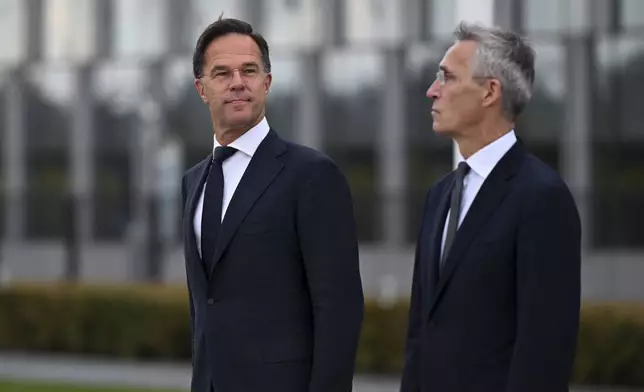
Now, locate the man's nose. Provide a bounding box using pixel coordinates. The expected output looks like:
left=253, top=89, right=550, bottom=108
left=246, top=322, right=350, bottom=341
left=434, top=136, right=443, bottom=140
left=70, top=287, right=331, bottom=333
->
left=426, top=79, right=440, bottom=99
left=230, top=69, right=244, bottom=89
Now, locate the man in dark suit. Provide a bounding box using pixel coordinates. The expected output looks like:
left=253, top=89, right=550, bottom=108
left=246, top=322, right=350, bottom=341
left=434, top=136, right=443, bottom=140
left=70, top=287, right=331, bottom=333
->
left=400, top=21, right=581, bottom=392
left=181, top=17, right=364, bottom=392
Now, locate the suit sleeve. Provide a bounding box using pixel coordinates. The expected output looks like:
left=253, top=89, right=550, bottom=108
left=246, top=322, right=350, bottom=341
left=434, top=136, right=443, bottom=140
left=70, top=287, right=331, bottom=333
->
left=296, top=158, right=364, bottom=392
left=181, top=175, right=196, bottom=369
left=506, top=183, right=582, bottom=392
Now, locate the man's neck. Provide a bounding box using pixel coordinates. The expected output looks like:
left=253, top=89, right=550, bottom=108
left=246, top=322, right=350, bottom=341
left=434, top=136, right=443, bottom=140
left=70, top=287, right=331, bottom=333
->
left=213, top=115, right=264, bottom=146
left=455, top=120, right=514, bottom=159
left=215, top=128, right=246, bottom=146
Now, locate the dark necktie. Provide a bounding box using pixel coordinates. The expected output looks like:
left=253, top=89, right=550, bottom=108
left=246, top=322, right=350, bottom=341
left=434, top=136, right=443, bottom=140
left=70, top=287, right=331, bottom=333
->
left=201, top=146, right=238, bottom=270
left=440, top=161, right=470, bottom=271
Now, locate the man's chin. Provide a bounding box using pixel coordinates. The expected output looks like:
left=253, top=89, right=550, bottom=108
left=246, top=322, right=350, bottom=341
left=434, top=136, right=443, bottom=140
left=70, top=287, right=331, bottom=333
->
left=225, top=111, right=252, bottom=123
left=432, top=122, right=447, bottom=134
left=224, top=113, right=259, bottom=129
left=432, top=125, right=457, bottom=139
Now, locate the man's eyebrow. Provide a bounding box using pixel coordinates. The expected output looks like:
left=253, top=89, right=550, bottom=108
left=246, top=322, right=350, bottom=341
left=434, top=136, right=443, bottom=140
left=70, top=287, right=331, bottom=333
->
left=209, top=62, right=260, bottom=74
left=209, top=65, right=229, bottom=74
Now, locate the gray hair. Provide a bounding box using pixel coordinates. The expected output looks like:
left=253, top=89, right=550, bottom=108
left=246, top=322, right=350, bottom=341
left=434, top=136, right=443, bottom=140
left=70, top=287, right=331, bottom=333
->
left=453, top=21, right=536, bottom=121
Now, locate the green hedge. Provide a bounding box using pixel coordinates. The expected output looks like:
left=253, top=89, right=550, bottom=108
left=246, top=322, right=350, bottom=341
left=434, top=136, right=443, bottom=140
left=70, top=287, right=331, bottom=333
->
left=0, top=284, right=191, bottom=360
left=0, top=284, right=643, bottom=386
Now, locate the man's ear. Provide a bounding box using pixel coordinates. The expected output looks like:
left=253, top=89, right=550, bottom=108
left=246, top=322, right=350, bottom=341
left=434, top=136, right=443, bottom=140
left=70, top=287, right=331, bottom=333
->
left=194, top=78, right=207, bottom=103
left=481, top=78, right=502, bottom=109
left=264, top=73, right=272, bottom=94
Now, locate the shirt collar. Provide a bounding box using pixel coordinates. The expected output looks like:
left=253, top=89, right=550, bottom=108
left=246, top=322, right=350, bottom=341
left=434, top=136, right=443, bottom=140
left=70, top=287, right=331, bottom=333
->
left=213, top=117, right=270, bottom=158
left=457, top=129, right=517, bottom=179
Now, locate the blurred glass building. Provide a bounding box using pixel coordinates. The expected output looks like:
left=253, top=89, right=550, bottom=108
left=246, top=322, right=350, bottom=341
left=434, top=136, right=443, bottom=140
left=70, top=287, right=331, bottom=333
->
left=0, top=0, right=642, bottom=300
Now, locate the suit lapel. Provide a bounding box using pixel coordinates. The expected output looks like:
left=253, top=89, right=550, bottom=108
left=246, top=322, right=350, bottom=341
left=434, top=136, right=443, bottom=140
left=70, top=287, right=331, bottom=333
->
left=207, top=130, right=287, bottom=278
left=426, top=142, right=525, bottom=320
left=184, top=156, right=212, bottom=279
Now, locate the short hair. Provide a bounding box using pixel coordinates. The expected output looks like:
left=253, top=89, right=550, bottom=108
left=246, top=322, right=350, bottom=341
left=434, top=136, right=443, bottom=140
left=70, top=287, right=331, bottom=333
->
left=192, top=15, right=271, bottom=79
left=453, top=21, right=536, bottom=121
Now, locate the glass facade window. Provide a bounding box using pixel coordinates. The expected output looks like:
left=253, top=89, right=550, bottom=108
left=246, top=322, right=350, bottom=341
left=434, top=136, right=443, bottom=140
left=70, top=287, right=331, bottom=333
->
left=165, top=55, right=210, bottom=164
left=0, top=69, right=5, bottom=239
left=23, top=64, right=72, bottom=239
left=515, top=42, right=565, bottom=172
left=263, top=0, right=323, bottom=48
left=322, top=49, right=382, bottom=242
left=429, top=0, right=456, bottom=39
left=0, top=0, right=641, bottom=256
left=523, top=0, right=591, bottom=34
left=166, top=75, right=211, bottom=169
left=593, top=36, right=644, bottom=248
left=113, top=0, right=167, bottom=59
left=524, top=0, right=559, bottom=33
left=165, top=57, right=193, bottom=106
left=265, top=54, right=298, bottom=142
left=43, top=0, right=97, bottom=62
left=0, top=0, right=27, bottom=63
left=621, top=0, right=644, bottom=29
left=344, top=0, right=405, bottom=45
left=93, top=61, right=143, bottom=240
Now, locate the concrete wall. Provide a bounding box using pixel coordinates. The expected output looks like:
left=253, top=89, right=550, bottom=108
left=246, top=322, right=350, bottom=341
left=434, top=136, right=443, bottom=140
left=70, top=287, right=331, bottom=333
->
left=1, top=241, right=642, bottom=302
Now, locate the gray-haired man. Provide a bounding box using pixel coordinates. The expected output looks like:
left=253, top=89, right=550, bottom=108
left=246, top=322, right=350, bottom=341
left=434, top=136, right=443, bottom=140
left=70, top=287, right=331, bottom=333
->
left=400, top=22, right=581, bottom=392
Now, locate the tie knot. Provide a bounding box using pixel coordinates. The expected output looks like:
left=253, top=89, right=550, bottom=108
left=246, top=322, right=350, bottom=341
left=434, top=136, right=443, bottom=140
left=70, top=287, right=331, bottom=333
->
left=456, top=161, right=470, bottom=177
left=214, top=146, right=237, bottom=162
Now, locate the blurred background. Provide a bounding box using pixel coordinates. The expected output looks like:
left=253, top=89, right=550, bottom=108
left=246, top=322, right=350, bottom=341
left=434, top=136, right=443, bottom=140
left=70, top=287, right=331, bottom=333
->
left=0, top=0, right=643, bottom=391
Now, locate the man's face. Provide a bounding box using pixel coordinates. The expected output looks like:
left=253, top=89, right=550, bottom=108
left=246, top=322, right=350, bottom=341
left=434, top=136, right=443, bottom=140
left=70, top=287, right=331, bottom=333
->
left=195, top=33, right=271, bottom=135
left=426, top=40, right=488, bottom=137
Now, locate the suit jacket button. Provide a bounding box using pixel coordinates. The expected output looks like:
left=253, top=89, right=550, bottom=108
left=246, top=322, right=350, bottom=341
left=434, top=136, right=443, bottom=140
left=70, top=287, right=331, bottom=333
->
left=207, top=298, right=214, bottom=305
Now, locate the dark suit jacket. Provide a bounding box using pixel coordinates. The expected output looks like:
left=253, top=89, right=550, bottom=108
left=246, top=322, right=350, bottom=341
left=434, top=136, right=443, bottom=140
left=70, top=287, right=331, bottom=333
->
left=400, top=141, right=581, bottom=392
left=181, top=129, right=364, bottom=392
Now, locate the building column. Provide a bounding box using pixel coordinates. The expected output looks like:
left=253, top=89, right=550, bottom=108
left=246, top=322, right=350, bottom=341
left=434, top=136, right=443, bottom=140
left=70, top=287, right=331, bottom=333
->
left=406, top=0, right=431, bottom=41
left=243, top=0, right=264, bottom=30
left=296, top=50, right=323, bottom=150
left=26, top=0, right=44, bottom=60
left=95, top=0, right=113, bottom=58
left=3, top=69, right=27, bottom=241
left=322, top=0, right=345, bottom=47
left=494, top=0, right=523, bottom=31
left=379, top=47, right=407, bottom=246
left=166, top=0, right=191, bottom=55
left=67, top=63, right=96, bottom=281
left=2, top=0, right=43, bottom=242
left=562, top=34, right=594, bottom=251
left=294, top=0, right=348, bottom=151
left=131, top=59, right=167, bottom=282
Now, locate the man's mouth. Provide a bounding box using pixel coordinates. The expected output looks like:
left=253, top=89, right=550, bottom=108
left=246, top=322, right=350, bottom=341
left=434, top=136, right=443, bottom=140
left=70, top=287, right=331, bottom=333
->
left=226, top=98, right=250, bottom=104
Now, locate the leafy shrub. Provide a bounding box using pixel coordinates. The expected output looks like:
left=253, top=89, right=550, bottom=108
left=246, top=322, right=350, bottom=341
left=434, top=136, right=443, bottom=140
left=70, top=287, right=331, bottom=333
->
left=0, top=283, right=642, bottom=386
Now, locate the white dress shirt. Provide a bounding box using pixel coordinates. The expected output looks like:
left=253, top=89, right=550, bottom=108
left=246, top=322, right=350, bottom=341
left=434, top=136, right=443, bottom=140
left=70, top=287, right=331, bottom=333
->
left=440, top=130, right=517, bottom=257
left=193, top=117, right=270, bottom=256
